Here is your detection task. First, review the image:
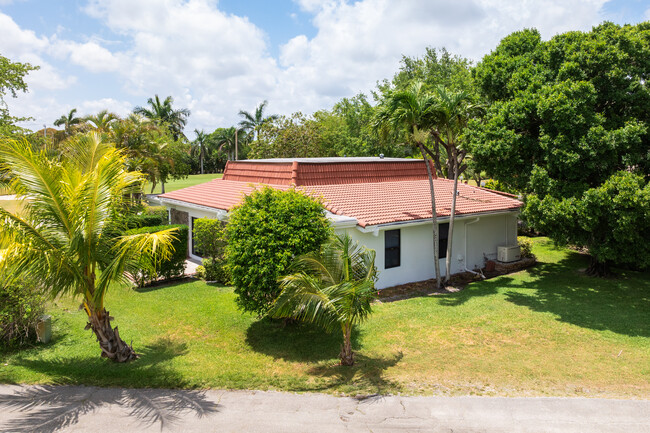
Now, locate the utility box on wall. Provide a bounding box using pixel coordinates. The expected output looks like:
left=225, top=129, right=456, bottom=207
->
left=498, top=245, right=521, bottom=263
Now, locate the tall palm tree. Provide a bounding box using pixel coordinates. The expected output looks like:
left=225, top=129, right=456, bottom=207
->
left=192, top=129, right=207, bottom=174
left=269, top=234, right=377, bottom=366
left=85, top=109, right=119, bottom=132
left=238, top=100, right=278, bottom=142
left=134, top=95, right=190, bottom=140
left=213, top=127, right=240, bottom=161
left=376, top=81, right=442, bottom=288
left=0, top=133, right=178, bottom=362
left=429, top=86, right=483, bottom=282
left=53, top=108, right=84, bottom=135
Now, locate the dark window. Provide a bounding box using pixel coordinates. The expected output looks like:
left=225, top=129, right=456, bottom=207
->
left=385, top=229, right=400, bottom=269
left=439, top=222, right=449, bottom=259
left=191, top=217, right=202, bottom=257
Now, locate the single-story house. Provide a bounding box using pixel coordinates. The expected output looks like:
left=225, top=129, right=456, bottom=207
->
left=158, top=157, right=522, bottom=289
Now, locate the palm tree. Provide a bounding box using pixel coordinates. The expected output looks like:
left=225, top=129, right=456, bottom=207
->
left=429, top=86, right=483, bottom=282
left=85, top=109, right=119, bottom=132
left=134, top=95, right=190, bottom=140
left=192, top=129, right=207, bottom=174
left=213, top=127, right=240, bottom=161
left=53, top=108, right=84, bottom=135
left=238, top=100, right=278, bottom=142
left=376, top=81, right=442, bottom=289
left=269, top=234, right=377, bottom=366
left=0, top=133, right=178, bottom=362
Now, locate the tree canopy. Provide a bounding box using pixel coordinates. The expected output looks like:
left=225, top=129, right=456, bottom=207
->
left=468, top=22, right=650, bottom=272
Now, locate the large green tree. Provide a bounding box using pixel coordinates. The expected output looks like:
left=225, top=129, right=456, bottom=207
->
left=238, top=100, right=279, bottom=143
left=270, top=234, right=377, bottom=366
left=468, top=23, right=650, bottom=274
left=0, top=54, right=38, bottom=135
left=0, top=133, right=178, bottom=361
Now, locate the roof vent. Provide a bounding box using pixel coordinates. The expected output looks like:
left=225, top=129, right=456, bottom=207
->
left=379, top=154, right=384, bottom=159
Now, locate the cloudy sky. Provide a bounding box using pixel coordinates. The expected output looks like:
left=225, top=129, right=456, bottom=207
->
left=1, top=0, right=648, bottom=138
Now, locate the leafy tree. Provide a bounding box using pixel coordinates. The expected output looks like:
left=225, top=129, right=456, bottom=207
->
left=467, top=23, right=650, bottom=274
left=134, top=95, right=190, bottom=141
left=226, top=187, right=330, bottom=316
left=238, top=100, right=279, bottom=142
left=0, top=133, right=178, bottom=361
left=53, top=108, right=84, bottom=136
left=251, top=113, right=331, bottom=159
left=0, top=54, right=38, bottom=135
left=270, top=234, right=377, bottom=366
left=375, top=81, right=442, bottom=288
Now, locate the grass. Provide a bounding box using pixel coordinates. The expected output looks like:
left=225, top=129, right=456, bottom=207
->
left=1, top=238, right=648, bottom=397
left=146, top=173, right=223, bottom=195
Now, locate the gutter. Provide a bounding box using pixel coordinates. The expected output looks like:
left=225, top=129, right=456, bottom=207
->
left=158, top=197, right=229, bottom=220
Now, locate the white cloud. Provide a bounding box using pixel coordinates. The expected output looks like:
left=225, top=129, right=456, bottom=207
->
left=51, top=39, right=121, bottom=73
left=645, top=8, right=650, bottom=20
left=79, top=98, right=133, bottom=117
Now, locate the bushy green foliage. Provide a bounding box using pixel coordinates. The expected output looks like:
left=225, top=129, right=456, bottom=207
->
left=517, top=236, right=534, bottom=259
left=193, top=218, right=228, bottom=283
left=226, top=187, right=330, bottom=315
left=484, top=179, right=518, bottom=194
left=526, top=172, right=650, bottom=270
left=127, top=224, right=188, bottom=286
left=0, top=278, right=45, bottom=347
left=468, top=23, right=650, bottom=269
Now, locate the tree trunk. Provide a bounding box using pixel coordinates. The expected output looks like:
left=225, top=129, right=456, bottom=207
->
left=200, top=144, right=204, bottom=174
left=161, top=181, right=165, bottom=194
left=445, top=159, right=459, bottom=284
left=86, top=308, right=138, bottom=362
left=419, top=143, right=441, bottom=289
left=586, top=256, right=610, bottom=277
left=340, top=324, right=354, bottom=366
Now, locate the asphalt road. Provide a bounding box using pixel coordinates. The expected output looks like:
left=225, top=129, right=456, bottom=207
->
left=0, top=385, right=648, bottom=432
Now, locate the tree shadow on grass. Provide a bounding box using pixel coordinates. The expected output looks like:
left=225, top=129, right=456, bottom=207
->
left=134, top=277, right=196, bottom=293
left=307, top=352, right=404, bottom=395
left=0, top=338, right=219, bottom=432
left=438, top=248, right=650, bottom=338
left=246, top=319, right=403, bottom=394
left=245, top=318, right=362, bottom=363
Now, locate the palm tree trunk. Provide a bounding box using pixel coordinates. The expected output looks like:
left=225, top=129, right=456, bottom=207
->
left=446, top=158, right=459, bottom=283
left=419, top=144, right=441, bottom=289
left=86, top=308, right=138, bottom=362
left=340, top=324, right=354, bottom=366
left=200, top=144, right=204, bottom=174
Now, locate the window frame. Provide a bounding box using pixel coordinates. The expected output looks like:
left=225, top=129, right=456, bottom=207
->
left=384, top=229, right=401, bottom=269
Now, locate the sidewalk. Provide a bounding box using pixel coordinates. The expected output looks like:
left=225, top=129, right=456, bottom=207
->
left=0, top=385, right=648, bottom=432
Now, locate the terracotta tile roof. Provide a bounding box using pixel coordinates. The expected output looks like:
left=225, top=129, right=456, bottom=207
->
left=222, top=159, right=435, bottom=186
left=160, top=178, right=522, bottom=227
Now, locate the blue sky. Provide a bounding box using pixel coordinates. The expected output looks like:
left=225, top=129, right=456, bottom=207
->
left=1, top=0, right=648, bottom=137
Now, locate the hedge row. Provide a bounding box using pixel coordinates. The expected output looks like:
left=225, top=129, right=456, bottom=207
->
left=127, top=224, right=188, bottom=287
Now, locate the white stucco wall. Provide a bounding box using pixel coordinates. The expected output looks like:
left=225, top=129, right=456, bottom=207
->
left=163, top=199, right=519, bottom=290
left=338, top=212, right=519, bottom=290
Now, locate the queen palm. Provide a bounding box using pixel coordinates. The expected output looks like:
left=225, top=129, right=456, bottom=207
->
left=269, top=234, right=377, bottom=366
left=376, top=81, right=442, bottom=288
left=54, top=108, right=84, bottom=135
left=0, top=133, right=178, bottom=362
left=134, top=95, right=190, bottom=140
left=192, top=129, right=208, bottom=174
left=238, top=100, right=278, bottom=142
left=429, top=86, right=483, bottom=282
left=85, top=109, right=119, bottom=132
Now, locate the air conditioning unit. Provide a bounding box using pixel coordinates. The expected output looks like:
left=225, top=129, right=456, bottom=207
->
left=497, top=245, right=521, bottom=263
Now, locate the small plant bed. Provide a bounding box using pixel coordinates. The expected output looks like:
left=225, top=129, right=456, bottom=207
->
left=378, top=257, right=538, bottom=302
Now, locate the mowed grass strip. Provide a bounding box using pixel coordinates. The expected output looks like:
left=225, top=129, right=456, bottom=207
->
left=145, top=173, right=223, bottom=195
left=1, top=238, right=648, bottom=397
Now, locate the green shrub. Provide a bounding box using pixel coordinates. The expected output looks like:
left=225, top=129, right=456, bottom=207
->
left=226, top=187, right=331, bottom=316
left=125, top=206, right=169, bottom=229
left=193, top=218, right=229, bottom=283
left=146, top=206, right=169, bottom=222
left=0, top=279, right=45, bottom=347
left=127, top=224, right=188, bottom=287
left=484, top=179, right=518, bottom=195
left=196, top=258, right=229, bottom=283
left=518, top=236, right=535, bottom=258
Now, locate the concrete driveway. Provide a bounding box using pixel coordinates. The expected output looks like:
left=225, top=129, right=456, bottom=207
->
left=0, top=385, right=648, bottom=432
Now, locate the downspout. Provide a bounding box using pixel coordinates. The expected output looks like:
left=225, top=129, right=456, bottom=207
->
left=463, top=217, right=484, bottom=278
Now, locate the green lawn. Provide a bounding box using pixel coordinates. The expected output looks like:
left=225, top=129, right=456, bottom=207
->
left=1, top=238, right=648, bottom=397
left=146, top=173, right=223, bottom=195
